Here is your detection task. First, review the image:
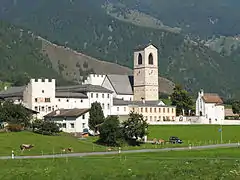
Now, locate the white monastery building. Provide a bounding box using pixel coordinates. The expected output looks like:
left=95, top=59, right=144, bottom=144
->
left=195, top=89, right=225, bottom=124
left=0, top=43, right=178, bottom=132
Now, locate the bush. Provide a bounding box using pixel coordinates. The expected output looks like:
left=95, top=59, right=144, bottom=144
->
left=32, top=120, right=60, bottom=136
left=6, top=124, right=23, bottom=132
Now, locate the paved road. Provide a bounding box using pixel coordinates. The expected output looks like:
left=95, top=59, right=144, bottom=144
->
left=0, top=143, right=239, bottom=160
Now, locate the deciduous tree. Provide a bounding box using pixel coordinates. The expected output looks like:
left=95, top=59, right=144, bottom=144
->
left=121, top=112, right=148, bottom=145
left=88, top=102, right=105, bottom=132
left=98, top=116, right=121, bottom=146
left=0, top=100, right=32, bottom=127
left=170, top=84, right=194, bottom=116
left=232, top=100, right=240, bottom=115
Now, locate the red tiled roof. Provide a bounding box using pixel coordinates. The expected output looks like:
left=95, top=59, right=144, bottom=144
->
left=202, top=93, right=223, bottom=104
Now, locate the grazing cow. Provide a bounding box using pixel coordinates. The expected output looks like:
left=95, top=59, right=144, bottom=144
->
left=61, top=147, right=73, bottom=153
left=20, top=144, right=34, bottom=151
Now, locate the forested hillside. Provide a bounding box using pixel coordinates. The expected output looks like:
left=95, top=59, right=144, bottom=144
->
left=0, top=0, right=239, bottom=98
left=107, top=0, right=240, bottom=38
left=0, top=20, right=69, bottom=86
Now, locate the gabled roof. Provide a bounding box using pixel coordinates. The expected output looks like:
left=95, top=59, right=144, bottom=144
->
left=202, top=93, right=223, bottom=104
left=55, top=92, right=88, bottom=99
left=106, top=75, right=133, bottom=95
left=56, top=84, right=113, bottom=93
left=113, top=98, right=174, bottom=107
left=0, top=86, right=25, bottom=98
left=44, top=108, right=89, bottom=118
left=134, top=43, right=157, bottom=51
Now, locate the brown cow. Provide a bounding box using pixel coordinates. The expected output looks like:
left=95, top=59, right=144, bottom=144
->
left=20, top=144, right=34, bottom=151
left=61, top=147, right=73, bottom=153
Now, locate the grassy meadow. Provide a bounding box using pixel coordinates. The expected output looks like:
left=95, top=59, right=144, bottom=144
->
left=0, top=125, right=239, bottom=156
left=0, top=148, right=240, bottom=180
left=148, top=125, right=240, bottom=143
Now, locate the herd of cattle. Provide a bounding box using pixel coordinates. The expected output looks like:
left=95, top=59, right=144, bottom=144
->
left=20, top=144, right=73, bottom=153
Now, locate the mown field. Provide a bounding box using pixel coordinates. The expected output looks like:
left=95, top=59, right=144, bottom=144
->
left=148, top=125, right=240, bottom=143
left=0, top=125, right=239, bottom=156
left=0, top=148, right=240, bottom=180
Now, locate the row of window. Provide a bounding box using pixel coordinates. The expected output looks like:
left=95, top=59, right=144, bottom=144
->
left=61, top=122, right=86, bottom=129
left=90, top=93, right=110, bottom=99
left=102, top=103, right=110, bottom=110
left=138, top=53, right=154, bottom=65
left=58, top=99, right=83, bottom=103
left=34, top=98, right=51, bottom=103
left=145, top=116, right=175, bottom=121
left=35, top=106, right=54, bottom=112
left=138, top=107, right=175, bottom=114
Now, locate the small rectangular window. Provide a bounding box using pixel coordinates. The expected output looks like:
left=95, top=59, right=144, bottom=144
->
left=45, top=98, right=50, bottom=102
left=91, top=93, right=93, bottom=98
left=107, top=94, right=110, bottom=98
left=48, top=107, right=51, bottom=111
left=145, top=108, right=148, bottom=113
left=70, top=123, right=74, bottom=128
left=117, top=107, right=119, bottom=111
left=96, top=93, right=98, bottom=98
left=107, top=104, right=110, bottom=109
left=62, top=123, right=66, bottom=128
left=124, top=107, right=126, bottom=112
left=82, top=115, right=85, bottom=119
left=34, top=106, right=38, bottom=111
left=35, top=98, right=38, bottom=102
left=102, top=94, right=104, bottom=98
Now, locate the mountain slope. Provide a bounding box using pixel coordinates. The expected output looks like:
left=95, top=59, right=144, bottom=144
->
left=0, top=20, right=69, bottom=86
left=0, top=0, right=239, bottom=98
left=107, top=0, right=240, bottom=38
left=41, top=38, right=175, bottom=94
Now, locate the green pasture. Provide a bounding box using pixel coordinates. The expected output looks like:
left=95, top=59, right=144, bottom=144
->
left=0, top=125, right=239, bottom=156
left=0, top=131, right=105, bottom=156
left=0, top=148, right=240, bottom=180
left=148, top=125, right=240, bottom=143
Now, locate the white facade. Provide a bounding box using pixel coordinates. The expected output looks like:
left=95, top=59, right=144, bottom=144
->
left=21, top=78, right=114, bottom=119
left=23, top=79, right=56, bottom=119
left=45, top=112, right=89, bottom=133
left=83, top=74, right=106, bottom=86
left=111, top=105, right=130, bottom=116
left=56, top=97, right=88, bottom=110
left=87, top=92, right=113, bottom=117
left=196, top=89, right=225, bottom=124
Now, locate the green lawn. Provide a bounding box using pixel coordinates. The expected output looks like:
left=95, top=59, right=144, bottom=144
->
left=0, top=125, right=240, bottom=156
left=0, top=148, right=240, bottom=180
left=0, top=131, right=105, bottom=156
left=148, top=125, right=240, bottom=144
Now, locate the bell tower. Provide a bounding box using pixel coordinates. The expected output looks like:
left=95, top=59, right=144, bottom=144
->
left=133, top=44, right=159, bottom=101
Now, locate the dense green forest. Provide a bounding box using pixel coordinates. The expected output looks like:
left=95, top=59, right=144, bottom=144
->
left=107, top=0, right=240, bottom=38
left=0, top=20, right=69, bottom=86
left=0, top=0, right=239, bottom=98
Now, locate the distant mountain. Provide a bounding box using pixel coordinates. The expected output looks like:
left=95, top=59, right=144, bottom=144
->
left=0, top=0, right=239, bottom=98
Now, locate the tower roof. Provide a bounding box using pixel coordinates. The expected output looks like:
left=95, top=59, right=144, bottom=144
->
left=134, top=43, right=157, bottom=51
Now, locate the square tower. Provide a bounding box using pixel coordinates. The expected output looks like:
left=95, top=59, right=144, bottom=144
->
left=133, top=44, right=159, bottom=101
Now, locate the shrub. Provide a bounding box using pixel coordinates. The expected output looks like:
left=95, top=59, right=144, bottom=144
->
left=6, top=124, right=23, bottom=132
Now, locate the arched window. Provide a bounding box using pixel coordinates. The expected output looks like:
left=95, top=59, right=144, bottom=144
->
left=138, top=53, right=142, bottom=65
left=148, top=53, right=153, bottom=65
